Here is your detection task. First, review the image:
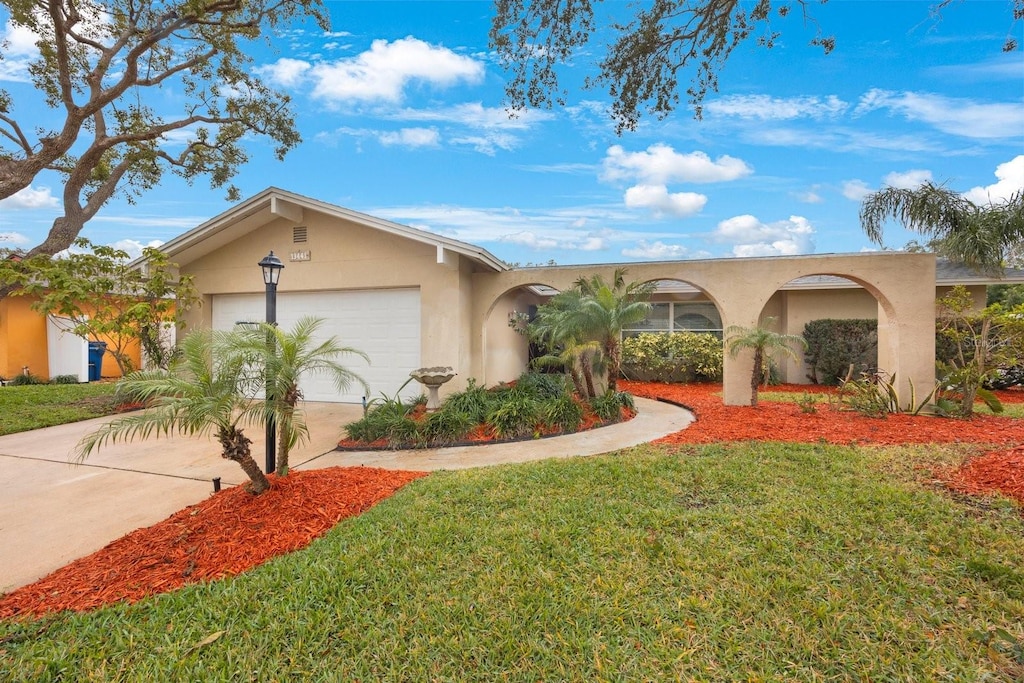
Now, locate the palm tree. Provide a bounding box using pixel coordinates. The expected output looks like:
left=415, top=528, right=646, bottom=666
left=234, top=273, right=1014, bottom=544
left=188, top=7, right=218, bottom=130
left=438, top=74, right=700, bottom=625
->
left=528, top=289, right=597, bottom=397
left=726, top=318, right=807, bottom=407
left=76, top=329, right=271, bottom=494
left=860, top=183, right=1024, bottom=274
left=572, top=268, right=655, bottom=392
left=234, top=317, right=369, bottom=476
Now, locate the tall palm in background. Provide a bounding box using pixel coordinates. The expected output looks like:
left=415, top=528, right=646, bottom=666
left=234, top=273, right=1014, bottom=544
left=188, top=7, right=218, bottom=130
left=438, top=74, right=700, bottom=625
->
left=860, top=183, right=1024, bottom=274
left=76, top=329, right=271, bottom=494
left=234, top=317, right=369, bottom=477
left=726, top=319, right=807, bottom=407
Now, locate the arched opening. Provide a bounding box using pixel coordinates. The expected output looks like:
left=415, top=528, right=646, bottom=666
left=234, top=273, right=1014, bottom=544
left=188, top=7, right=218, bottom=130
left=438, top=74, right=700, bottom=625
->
left=481, top=281, right=561, bottom=385
left=481, top=276, right=726, bottom=388
left=758, top=272, right=898, bottom=386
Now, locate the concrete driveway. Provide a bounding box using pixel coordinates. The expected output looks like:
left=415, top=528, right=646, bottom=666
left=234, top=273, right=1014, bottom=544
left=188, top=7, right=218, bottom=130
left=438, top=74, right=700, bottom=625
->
left=1, top=398, right=692, bottom=594
left=0, top=402, right=362, bottom=593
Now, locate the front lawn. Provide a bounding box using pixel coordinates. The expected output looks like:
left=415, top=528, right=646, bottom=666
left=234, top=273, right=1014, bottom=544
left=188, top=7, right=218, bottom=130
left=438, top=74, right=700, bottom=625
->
left=2, top=444, right=1023, bottom=680
left=0, top=382, right=120, bottom=435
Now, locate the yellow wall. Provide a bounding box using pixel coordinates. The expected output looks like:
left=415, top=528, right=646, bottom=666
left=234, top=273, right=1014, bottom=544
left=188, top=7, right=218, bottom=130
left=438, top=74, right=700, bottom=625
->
left=0, top=296, right=49, bottom=380
left=0, top=295, right=142, bottom=381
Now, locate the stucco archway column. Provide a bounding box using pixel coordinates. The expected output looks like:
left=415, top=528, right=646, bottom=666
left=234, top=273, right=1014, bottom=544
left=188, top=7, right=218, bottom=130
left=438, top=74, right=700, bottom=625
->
left=718, top=303, right=766, bottom=406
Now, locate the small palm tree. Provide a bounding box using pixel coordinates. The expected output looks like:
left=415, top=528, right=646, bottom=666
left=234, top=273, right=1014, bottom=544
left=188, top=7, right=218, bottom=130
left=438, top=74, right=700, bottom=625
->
left=726, top=318, right=807, bottom=407
left=76, top=329, right=271, bottom=494
left=530, top=268, right=654, bottom=396
left=234, top=317, right=369, bottom=476
left=573, top=268, right=655, bottom=392
left=860, top=183, right=1024, bottom=274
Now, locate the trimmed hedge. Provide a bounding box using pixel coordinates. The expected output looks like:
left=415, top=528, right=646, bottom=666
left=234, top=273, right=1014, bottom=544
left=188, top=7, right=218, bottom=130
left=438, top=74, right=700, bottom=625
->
left=803, top=319, right=877, bottom=385
left=621, top=332, right=723, bottom=383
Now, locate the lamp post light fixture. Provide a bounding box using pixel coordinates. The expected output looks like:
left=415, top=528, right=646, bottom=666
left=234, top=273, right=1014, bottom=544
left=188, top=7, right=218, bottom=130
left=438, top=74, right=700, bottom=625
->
left=258, top=251, right=284, bottom=474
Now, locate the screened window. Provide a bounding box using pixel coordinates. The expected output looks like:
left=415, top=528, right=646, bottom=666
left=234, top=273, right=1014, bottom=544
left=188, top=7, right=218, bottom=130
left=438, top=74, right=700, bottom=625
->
left=624, top=302, right=722, bottom=337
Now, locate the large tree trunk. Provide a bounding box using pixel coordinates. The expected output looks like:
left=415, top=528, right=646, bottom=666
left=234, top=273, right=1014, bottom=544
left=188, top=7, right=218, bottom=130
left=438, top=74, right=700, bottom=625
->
left=217, top=425, right=270, bottom=495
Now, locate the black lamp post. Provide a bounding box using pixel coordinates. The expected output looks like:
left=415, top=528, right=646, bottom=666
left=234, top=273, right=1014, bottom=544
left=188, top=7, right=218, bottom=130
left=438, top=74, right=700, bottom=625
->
left=259, top=251, right=284, bottom=474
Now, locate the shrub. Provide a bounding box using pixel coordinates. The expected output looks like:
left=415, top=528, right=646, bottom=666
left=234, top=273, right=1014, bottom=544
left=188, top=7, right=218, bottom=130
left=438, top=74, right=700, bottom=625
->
left=544, top=394, right=584, bottom=432
left=486, top=393, right=541, bottom=439
left=50, top=374, right=81, bottom=385
left=345, top=399, right=419, bottom=446
left=803, top=319, right=877, bottom=385
left=8, top=372, right=46, bottom=386
left=512, top=371, right=567, bottom=400
left=621, top=332, right=723, bottom=382
left=442, top=380, right=495, bottom=424
left=590, top=391, right=632, bottom=422
left=421, top=409, right=474, bottom=445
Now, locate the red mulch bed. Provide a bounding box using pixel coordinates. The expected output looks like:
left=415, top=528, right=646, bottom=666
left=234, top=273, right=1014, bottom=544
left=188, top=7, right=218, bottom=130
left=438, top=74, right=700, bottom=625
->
left=0, top=467, right=426, bottom=620
left=622, top=380, right=1024, bottom=507
left=622, top=381, right=1024, bottom=447
left=3, top=381, right=1021, bottom=621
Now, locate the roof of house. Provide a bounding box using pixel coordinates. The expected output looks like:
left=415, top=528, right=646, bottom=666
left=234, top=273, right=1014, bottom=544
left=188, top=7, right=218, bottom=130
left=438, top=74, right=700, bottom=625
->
left=146, top=187, right=509, bottom=273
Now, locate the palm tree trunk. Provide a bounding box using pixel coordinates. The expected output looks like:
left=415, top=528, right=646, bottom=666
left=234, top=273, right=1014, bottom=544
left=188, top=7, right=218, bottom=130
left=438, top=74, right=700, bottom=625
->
left=567, top=366, right=586, bottom=397
left=750, top=348, right=763, bottom=407
left=581, top=354, right=597, bottom=399
left=607, top=341, right=620, bottom=392
left=217, top=425, right=270, bottom=495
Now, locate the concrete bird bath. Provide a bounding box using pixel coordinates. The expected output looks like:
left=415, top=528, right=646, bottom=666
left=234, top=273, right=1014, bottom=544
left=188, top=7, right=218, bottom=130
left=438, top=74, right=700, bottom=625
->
left=410, top=366, right=456, bottom=411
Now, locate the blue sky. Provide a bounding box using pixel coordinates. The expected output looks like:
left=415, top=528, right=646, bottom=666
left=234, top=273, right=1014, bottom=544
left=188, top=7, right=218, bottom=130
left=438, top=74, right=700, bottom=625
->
left=1, top=0, right=1022, bottom=265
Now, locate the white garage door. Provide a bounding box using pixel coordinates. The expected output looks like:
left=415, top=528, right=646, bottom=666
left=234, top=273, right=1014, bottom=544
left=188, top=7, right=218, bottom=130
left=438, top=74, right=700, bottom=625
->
left=212, top=289, right=420, bottom=403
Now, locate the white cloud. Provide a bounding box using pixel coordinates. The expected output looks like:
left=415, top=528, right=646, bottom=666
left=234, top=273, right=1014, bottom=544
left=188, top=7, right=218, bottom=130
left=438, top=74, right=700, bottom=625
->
left=622, top=241, right=694, bottom=260
left=842, top=180, right=873, bottom=201
left=713, top=215, right=815, bottom=257
left=499, top=230, right=607, bottom=252
left=0, top=185, right=58, bottom=210
left=449, top=132, right=519, bottom=155
left=378, top=127, right=440, bottom=148
left=854, top=89, right=1023, bottom=140
left=0, top=231, right=30, bottom=246
left=257, top=57, right=311, bottom=87
left=0, top=19, right=37, bottom=82
left=795, top=190, right=823, bottom=203
left=308, top=37, right=484, bottom=103
left=602, top=144, right=752, bottom=185
left=883, top=169, right=933, bottom=190
left=623, top=184, right=707, bottom=217
left=705, top=94, right=848, bottom=120
left=963, top=155, right=1024, bottom=205
left=108, top=238, right=165, bottom=259
left=392, top=102, right=552, bottom=130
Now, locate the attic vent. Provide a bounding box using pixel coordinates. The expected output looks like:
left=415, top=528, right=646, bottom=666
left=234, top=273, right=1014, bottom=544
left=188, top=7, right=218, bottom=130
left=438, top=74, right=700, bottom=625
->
left=292, top=226, right=308, bottom=243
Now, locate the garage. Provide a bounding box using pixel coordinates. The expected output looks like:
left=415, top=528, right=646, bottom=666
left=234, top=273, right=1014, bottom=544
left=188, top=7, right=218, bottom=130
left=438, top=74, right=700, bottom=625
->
left=212, top=289, right=420, bottom=403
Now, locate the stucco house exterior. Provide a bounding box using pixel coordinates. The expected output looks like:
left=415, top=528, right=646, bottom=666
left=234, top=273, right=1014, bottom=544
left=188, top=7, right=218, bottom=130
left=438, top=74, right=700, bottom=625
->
left=3, top=186, right=1021, bottom=401
left=144, top=187, right=1022, bottom=406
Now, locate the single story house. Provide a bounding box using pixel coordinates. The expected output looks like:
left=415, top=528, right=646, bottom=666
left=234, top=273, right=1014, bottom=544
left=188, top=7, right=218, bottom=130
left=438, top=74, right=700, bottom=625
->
left=2, top=187, right=1019, bottom=398
left=142, top=187, right=1024, bottom=406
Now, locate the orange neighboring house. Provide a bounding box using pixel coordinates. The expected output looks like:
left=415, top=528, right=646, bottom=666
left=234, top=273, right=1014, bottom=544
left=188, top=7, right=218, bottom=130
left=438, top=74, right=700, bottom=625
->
left=0, top=294, right=140, bottom=382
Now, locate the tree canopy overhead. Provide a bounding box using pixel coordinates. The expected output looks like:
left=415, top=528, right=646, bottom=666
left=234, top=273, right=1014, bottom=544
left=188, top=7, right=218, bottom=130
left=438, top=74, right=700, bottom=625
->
left=0, top=0, right=328, bottom=258
left=490, top=0, right=1022, bottom=133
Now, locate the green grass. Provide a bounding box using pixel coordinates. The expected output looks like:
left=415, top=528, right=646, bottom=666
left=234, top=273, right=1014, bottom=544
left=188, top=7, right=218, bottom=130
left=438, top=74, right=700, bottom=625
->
left=0, top=382, right=120, bottom=435
left=3, top=443, right=1023, bottom=681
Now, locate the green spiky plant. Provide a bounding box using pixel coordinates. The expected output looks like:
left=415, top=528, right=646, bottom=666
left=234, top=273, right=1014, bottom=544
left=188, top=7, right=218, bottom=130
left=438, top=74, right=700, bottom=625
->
left=76, top=329, right=271, bottom=494
left=232, top=317, right=369, bottom=476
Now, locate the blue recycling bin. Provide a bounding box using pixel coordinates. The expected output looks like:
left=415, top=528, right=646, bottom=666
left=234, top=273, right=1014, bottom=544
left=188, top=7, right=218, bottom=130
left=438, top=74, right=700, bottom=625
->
left=87, top=342, right=107, bottom=381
